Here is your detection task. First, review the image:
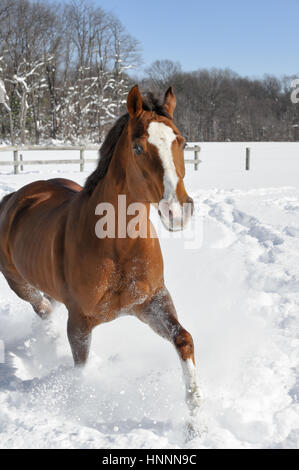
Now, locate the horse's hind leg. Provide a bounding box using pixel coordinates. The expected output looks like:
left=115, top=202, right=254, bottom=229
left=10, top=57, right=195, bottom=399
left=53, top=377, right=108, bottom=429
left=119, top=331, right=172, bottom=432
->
left=138, top=287, right=201, bottom=415
left=4, top=275, right=53, bottom=319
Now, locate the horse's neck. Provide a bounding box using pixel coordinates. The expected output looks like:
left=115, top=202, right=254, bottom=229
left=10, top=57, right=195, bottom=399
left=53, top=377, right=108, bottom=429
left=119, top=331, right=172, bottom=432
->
left=89, top=155, right=130, bottom=206
left=72, top=139, right=155, bottom=259
left=84, top=137, right=150, bottom=226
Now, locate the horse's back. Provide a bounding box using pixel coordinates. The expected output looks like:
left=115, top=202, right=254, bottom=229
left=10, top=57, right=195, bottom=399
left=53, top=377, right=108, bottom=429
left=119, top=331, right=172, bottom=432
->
left=0, top=178, right=82, bottom=275
left=1, top=177, right=81, bottom=208
left=0, top=178, right=81, bottom=225
left=46, top=178, right=82, bottom=193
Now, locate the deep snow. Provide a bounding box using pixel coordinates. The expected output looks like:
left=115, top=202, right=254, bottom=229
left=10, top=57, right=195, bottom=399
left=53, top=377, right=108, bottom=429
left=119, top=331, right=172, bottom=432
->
left=0, top=143, right=298, bottom=448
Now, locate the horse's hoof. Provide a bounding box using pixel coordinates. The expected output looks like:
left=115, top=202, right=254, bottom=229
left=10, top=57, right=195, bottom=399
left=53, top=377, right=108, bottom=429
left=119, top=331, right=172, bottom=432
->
left=184, top=418, right=207, bottom=442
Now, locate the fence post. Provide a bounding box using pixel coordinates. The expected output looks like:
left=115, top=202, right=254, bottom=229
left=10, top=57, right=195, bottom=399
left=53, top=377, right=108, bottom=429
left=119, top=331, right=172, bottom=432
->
left=80, top=149, right=85, bottom=172
left=194, top=145, right=201, bottom=171
left=246, top=147, right=250, bottom=170
left=19, top=153, right=23, bottom=172
left=13, top=149, right=19, bottom=174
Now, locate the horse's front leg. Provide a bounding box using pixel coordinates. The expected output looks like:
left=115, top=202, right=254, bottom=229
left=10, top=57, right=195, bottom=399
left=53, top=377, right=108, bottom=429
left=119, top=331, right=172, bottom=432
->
left=67, top=307, right=92, bottom=367
left=138, top=288, right=201, bottom=415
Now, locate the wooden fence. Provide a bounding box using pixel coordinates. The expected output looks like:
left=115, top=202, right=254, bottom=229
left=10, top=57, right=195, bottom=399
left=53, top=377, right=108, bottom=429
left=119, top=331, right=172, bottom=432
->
left=0, top=145, right=202, bottom=174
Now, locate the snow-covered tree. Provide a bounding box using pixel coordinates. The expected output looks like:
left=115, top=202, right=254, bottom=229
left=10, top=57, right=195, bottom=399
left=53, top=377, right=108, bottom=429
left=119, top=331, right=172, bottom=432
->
left=0, top=0, right=140, bottom=144
left=0, top=54, right=15, bottom=145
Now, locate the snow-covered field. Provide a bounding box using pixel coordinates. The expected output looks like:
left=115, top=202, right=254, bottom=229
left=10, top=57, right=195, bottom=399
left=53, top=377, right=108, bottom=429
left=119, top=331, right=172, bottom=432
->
left=0, top=143, right=299, bottom=449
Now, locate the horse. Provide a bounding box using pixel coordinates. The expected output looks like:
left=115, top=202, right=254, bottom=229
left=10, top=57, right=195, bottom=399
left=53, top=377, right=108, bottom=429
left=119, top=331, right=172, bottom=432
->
left=0, top=85, right=201, bottom=415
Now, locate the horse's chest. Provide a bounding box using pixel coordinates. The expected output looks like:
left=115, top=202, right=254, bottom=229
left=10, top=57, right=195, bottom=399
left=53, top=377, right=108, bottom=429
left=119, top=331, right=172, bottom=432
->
left=91, top=255, right=163, bottom=321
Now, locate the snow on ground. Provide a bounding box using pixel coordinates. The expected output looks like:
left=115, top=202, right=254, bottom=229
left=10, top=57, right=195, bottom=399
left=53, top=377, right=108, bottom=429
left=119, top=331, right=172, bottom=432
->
left=0, top=143, right=298, bottom=448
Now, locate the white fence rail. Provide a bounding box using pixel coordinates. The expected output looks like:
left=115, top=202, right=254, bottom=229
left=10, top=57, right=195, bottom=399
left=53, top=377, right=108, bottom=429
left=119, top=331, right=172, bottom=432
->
left=0, top=145, right=202, bottom=174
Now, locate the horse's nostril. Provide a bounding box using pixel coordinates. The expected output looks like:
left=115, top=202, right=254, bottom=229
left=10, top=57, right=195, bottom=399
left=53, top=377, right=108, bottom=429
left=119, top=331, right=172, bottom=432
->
left=169, top=210, right=173, bottom=221
left=158, top=209, right=162, bottom=217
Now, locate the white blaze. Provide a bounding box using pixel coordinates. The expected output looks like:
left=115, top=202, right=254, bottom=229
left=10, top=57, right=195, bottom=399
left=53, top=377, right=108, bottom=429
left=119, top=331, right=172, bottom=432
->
left=147, top=121, right=178, bottom=201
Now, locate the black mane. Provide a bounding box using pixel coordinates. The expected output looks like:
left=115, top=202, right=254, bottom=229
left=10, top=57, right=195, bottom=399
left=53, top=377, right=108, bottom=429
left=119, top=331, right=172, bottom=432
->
left=84, top=92, right=171, bottom=194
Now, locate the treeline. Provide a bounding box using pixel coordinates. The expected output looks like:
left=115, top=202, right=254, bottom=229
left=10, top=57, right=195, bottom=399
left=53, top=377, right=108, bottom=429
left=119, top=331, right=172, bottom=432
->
left=141, top=60, right=299, bottom=142
left=0, top=1, right=298, bottom=145
left=0, top=0, right=140, bottom=145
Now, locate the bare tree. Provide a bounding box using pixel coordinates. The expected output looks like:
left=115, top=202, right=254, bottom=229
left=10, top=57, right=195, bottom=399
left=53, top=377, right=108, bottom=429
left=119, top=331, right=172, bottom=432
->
left=145, top=59, right=182, bottom=91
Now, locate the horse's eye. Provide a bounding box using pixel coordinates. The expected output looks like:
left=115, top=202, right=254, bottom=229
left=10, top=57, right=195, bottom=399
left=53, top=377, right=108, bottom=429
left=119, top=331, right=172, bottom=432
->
left=182, top=142, right=187, bottom=150
left=133, top=143, right=143, bottom=155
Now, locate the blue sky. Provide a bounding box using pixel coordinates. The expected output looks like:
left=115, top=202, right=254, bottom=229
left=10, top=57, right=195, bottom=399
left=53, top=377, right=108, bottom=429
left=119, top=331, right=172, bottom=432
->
left=96, top=0, right=299, bottom=78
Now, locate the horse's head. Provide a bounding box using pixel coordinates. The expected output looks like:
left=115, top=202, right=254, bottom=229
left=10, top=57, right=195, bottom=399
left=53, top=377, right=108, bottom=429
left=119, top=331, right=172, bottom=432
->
left=126, top=85, right=194, bottom=231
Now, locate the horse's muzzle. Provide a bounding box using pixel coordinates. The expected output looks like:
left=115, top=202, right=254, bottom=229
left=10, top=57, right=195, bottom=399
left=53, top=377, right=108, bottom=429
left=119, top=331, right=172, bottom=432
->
left=158, top=197, right=194, bottom=231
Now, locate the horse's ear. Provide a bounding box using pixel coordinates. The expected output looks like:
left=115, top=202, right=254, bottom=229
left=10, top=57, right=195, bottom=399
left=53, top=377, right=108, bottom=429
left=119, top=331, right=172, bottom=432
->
left=164, top=86, right=176, bottom=118
left=127, top=85, right=143, bottom=118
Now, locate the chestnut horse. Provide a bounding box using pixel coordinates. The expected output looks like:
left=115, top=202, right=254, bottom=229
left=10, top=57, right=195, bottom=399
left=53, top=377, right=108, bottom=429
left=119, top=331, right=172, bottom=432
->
left=0, top=85, right=201, bottom=414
